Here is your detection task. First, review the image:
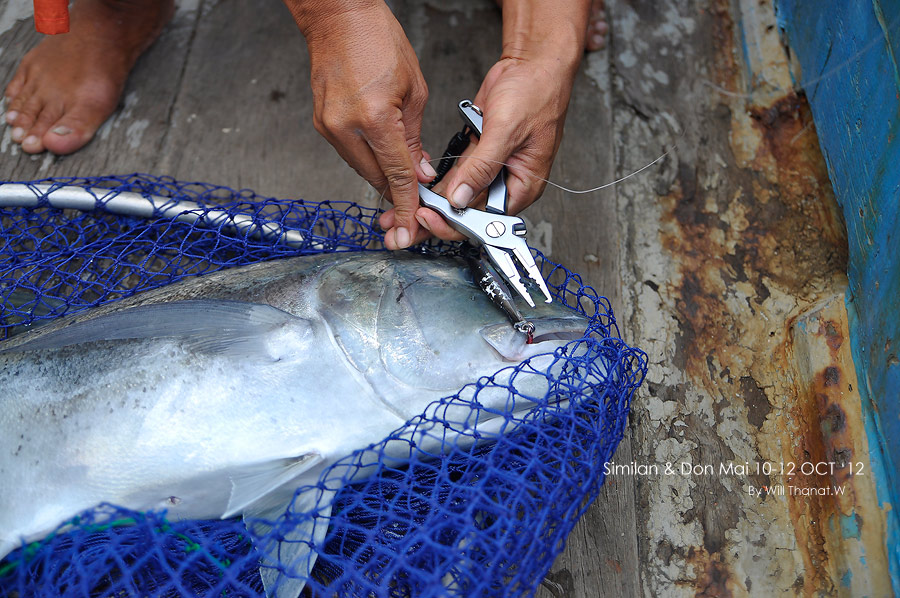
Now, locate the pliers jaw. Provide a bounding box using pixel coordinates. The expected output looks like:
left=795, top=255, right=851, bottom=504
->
left=418, top=100, right=553, bottom=308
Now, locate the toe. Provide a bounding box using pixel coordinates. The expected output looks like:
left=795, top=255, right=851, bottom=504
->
left=4, top=70, right=26, bottom=105
left=41, top=105, right=106, bottom=155
left=586, top=6, right=608, bottom=52
left=587, top=30, right=608, bottom=52
left=9, top=92, right=42, bottom=135
left=21, top=134, right=46, bottom=153
left=21, top=101, right=64, bottom=154
left=6, top=92, right=30, bottom=131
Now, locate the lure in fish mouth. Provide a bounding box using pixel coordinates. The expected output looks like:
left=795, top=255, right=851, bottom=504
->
left=0, top=251, right=594, bottom=597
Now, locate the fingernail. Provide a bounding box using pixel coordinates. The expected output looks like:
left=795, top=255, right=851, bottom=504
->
left=420, top=157, right=437, bottom=179
left=51, top=125, right=72, bottom=136
left=5, top=110, right=18, bottom=124
left=11, top=127, right=25, bottom=142
left=451, top=184, right=474, bottom=208
left=23, top=135, right=39, bottom=147
left=394, top=226, right=411, bottom=249
left=415, top=215, right=431, bottom=232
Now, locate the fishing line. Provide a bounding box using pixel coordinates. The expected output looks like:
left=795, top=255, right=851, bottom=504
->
left=373, top=139, right=680, bottom=215
left=424, top=146, right=674, bottom=195
left=702, top=9, right=900, bottom=101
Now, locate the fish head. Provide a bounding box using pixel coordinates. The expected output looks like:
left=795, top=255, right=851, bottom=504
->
left=315, top=253, right=591, bottom=414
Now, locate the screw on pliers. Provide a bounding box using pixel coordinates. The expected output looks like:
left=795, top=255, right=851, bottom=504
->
left=418, top=99, right=553, bottom=308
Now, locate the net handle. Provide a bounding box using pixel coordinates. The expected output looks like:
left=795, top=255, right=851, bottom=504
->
left=0, top=183, right=313, bottom=249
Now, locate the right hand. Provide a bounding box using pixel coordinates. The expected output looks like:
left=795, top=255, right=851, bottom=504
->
left=289, top=1, right=435, bottom=249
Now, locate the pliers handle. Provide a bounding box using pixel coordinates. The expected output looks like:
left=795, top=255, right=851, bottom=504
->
left=417, top=100, right=552, bottom=307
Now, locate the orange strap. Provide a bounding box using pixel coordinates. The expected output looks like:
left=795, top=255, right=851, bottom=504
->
left=33, top=0, right=70, bottom=35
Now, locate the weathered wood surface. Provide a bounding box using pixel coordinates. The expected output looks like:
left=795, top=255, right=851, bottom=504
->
left=3, top=0, right=889, bottom=595
left=0, top=0, right=637, bottom=595
left=609, top=0, right=891, bottom=595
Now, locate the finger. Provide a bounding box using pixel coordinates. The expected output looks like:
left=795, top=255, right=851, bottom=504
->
left=503, top=163, right=547, bottom=214
left=415, top=207, right=466, bottom=242
left=384, top=205, right=472, bottom=242
left=417, top=149, right=436, bottom=183
left=378, top=207, right=396, bottom=231
left=401, top=89, right=437, bottom=183
left=366, top=117, right=422, bottom=249
left=444, top=124, right=516, bottom=209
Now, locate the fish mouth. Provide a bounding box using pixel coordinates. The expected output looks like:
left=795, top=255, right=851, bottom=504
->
left=528, top=317, right=589, bottom=343
left=480, top=317, right=588, bottom=362
left=530, top=330, right=585, bottom=344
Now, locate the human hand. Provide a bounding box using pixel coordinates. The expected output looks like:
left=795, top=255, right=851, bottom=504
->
left=286, top=0, right=435, bottom=249
left=405, top=0, right=588, bottom=242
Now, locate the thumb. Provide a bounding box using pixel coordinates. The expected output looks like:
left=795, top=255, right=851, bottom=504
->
left=445, top=133, right=511, bottom=208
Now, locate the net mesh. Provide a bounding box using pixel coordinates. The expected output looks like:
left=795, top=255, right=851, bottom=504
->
left=0, top=174, right=647, bottom=598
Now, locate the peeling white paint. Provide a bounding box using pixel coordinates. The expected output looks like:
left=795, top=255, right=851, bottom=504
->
left=119, top=91, right=140, bottom=121
left=126, top=119, right=150, bottom=150
left=644, top=394, right=678, bottom=423
left=174, top=0, right=202, bottom=19
left=618, top=49, right=638, bottom=69
left=642, top=63, right=670, bottom=86
left=38, top=152, right=53, bottom=171
left=584, top=50, right=611, bottom=97
left=0, top=0, right=31, bottom=39
left=97, top=119, right=114, bottom=142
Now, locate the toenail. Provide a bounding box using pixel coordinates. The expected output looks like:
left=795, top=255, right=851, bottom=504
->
left=592, top=34, right=605, bottom=46
left=11, top=127, right=25, bottom=142
left=5, top=111, right=18, bottom=124
left=51, top=126, right=72, bottom=136
left=23, top=135, right=39, bottom=147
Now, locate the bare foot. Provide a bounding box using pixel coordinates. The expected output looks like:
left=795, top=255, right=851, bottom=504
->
left=586, top=0, right=608, bottom=52
left=4, top=0, right=174, bottom=155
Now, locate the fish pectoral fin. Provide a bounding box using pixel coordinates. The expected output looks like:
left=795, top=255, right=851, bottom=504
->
left=1, top=300, right=306, bottom=358
left=223, top=453, right=324, bottom=519
left=243, top=487, right=337, bottom=598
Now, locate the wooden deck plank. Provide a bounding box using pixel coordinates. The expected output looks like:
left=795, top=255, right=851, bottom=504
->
left=609, top=0, right=863, bottom=594
left=154, top=0, right=372, bottom=203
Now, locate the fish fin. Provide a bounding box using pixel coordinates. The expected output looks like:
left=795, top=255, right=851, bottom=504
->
left=244, top=487, right=337, bottom=598
left=223, top=453, right=324, bottom=519
left=1, top=300, right=301, bottom=357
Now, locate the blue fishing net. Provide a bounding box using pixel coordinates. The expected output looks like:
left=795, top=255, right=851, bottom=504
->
left=0, top=174, right=647, bottom=597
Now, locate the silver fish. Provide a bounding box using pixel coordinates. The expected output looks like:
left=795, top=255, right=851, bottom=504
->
left=0, top=251, right=592, bottom=596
